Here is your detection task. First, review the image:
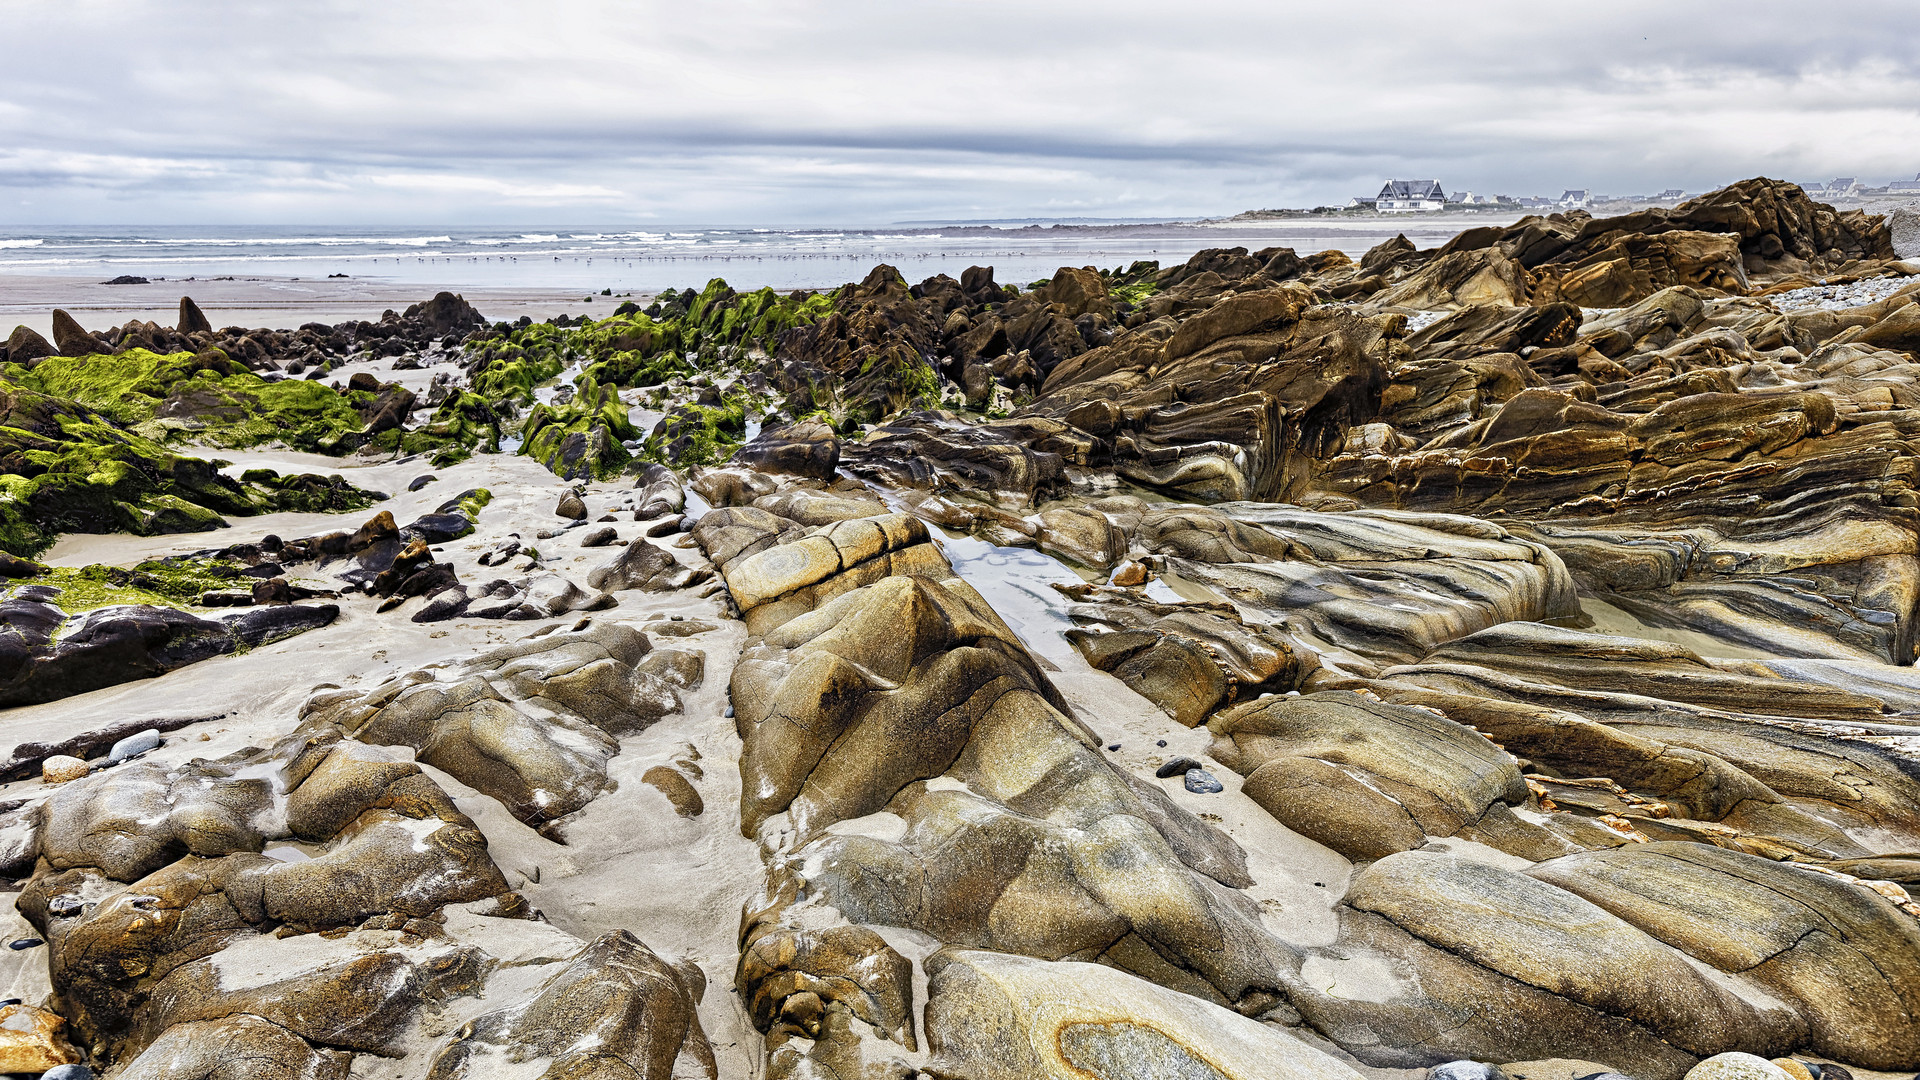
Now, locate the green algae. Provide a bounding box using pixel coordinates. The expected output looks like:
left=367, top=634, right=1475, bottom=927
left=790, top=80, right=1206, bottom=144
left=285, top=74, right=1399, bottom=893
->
left=519, top=374, right=639, bottom=481
left=0, top=370, right=377, bottom=558
left=15, top=348, right=370, bottom=453
left=32, top=556, right=250, bottom=613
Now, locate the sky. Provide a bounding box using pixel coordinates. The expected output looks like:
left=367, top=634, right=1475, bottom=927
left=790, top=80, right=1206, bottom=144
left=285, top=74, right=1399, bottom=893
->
left=2, top=0, right=1917, bottom=226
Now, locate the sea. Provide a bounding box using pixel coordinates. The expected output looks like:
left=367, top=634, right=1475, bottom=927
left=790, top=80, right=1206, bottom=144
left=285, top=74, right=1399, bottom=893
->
left=0, top=220, right=1490, bottom=294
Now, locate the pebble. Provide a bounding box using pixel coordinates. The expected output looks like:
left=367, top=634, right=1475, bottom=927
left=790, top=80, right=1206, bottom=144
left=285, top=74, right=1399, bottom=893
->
left=42, top=1066, right=97, bottom=1080
left=40, top=755, right=90, bottom=783
left=406, top=474, right=437, bottom=492
left=1183, top=768, right=1224, bottom=794
left=1155, top=739, right=1167, bottom=747
left=1427, top=1065, right=1510, bottom=1080
left=1769, top=1063, right=1814, bottom=1080
left=1106, top=743, right=1121, bottom=752
left=8, top=938, right=42, bottom=950
left=1683, top=1053, right=1794, bottom=1080
left=1155, top=756, right=1204, bottom=779
left=724, top=705, right=735, bottom=719
left=108, top=728, right=162, bottom=763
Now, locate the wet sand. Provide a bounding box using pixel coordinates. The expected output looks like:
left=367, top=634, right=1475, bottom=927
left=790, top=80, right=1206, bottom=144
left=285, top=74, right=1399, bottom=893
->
left=0, top=272, right=627, bottom=341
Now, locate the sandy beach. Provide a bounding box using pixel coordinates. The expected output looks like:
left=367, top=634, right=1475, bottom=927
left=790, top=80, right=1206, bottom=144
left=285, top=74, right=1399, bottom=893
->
left=0, top=272, right=616, bottom=340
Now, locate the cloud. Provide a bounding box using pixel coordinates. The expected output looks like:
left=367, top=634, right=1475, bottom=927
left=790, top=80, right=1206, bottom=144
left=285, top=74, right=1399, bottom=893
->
left=1, top=0, right=1916, bottom=222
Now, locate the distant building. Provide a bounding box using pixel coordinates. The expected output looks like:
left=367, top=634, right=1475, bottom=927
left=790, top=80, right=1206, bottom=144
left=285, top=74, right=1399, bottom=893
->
left=1448, top=190, right=1473, bottom=204
left=1375, top=179, right=1445, bottom=212
left=1889, top=173, right=1920, bottom=193
left=1559, top=189, right=1591, bottom=207
left=1656, top=188, right=1686, bottom=200
left=1347, top=196, right=1378, bottom=209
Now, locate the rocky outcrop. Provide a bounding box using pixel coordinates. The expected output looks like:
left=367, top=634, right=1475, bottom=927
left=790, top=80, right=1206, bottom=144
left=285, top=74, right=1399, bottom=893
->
left=0, top=585, right=337, bottom=707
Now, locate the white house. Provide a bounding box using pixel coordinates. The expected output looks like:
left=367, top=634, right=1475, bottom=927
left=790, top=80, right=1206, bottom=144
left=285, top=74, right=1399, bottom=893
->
left=1375, top=180, right=1445, bottom=212
left=1889, top=174, right=1920, bottom=194
left=1559, top=189, right=1591, bottom=207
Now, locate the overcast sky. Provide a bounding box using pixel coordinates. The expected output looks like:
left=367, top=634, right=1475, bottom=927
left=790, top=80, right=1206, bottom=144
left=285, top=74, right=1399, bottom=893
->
left=2, top=0, right=1917, bottom=225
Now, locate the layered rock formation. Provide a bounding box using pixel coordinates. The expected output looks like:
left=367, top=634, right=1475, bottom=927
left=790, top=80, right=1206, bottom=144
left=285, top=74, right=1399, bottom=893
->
left=6, top=177, right=1920, bottom=1079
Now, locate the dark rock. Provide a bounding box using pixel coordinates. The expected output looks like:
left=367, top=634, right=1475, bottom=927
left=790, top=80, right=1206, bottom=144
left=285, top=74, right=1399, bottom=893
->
left=1155, top=757, right=1205, bottom=779
left=0, top=552, right=45, bottom=578
left=100, top=275, right=149, bottom=285
left=400, top=512, right=472, bottom=544
left=557, top=491, right=587, bottom=520
left=1183, top=768, right=1224, bottom=794
left=177, top=296, right=213, bottom=335
left=5, top=324, right=55, bottom=364
left=580, top=526, right=618, bottom=547
left=50, top=309, right=105, bottom=357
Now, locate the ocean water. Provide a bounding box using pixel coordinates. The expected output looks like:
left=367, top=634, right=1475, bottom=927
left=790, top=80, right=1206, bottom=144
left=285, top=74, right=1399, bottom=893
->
left=0, top=220, right=1477, bottom=293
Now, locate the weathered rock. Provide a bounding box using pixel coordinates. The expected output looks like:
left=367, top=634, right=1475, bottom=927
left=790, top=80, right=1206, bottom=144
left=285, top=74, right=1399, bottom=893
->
left=924, top=950, right=1366, bottom=1080
left=427, top=930, right=716, bottom=1080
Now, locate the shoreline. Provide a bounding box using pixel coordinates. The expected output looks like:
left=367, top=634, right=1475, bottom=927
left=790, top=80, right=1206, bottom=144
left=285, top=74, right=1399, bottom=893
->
left=0, top=272, right=618, bottom=340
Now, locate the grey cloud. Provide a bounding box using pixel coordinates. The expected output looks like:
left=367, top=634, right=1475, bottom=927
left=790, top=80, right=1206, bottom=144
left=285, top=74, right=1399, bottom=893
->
left=1, top=0, right=1916, bottom=222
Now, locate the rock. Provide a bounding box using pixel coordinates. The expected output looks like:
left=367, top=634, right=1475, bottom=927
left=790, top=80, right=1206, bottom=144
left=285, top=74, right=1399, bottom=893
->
left=1683, top=1055, right=1793, bottom=1080
left=1210, top=691, right=1530, bottom=860
left=42, top=1066, right=95, bottom=1080
left=1154, top=756, right=1204, bottom=779
left=1183, top=767, right=1223, bottom=793
left=50, top=309, right=105, bottom=357
left=642, top=765, right=703, bottom=817
left=406, top=473, right=437, bottom=492
left=0, top=1003, right=82, bottom=1072
left=1428, top=1063, right=1512, bottom=1080
left=1891, top=206, right=1920, bottom=259
left=1768, top=1062, right=1814, bottom=1080
left=556, top=491, right=587, bottom=519
left=732, top=420, right=841, bottom=480
left=923, top=950, right=1366, bottom=1080
left=426, top=930, right=716, bottom=1080
left=587, top=537, right=702, bottom=593
left=177, top=296, right=213, bottom=335
left=41, top=755, right=90, bottom=783
left=107, top=728, right=161, bottom=762
left=5, top=323, right=55, bottom=364
left=579, top=526, right=617, bottom=547
left=1531, top=842, right=1920, bottom=1069
left=0, top=596, right=338, bottom=709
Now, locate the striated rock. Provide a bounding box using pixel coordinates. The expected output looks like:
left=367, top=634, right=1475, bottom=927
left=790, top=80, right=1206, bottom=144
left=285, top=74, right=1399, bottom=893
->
left=1532, top=843, right=1920, bottom=1069
left=1210, top=691, right=1530, bottom=859
left=924, top=950, right=1365, bottom=1080
left=5, top=323, right=55, bottom=364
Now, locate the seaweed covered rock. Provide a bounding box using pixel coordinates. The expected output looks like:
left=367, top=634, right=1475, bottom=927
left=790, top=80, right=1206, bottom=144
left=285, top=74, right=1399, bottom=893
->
left=0, top=372, right=376, bottom=557
left=521, top=373, right=637, bottom=480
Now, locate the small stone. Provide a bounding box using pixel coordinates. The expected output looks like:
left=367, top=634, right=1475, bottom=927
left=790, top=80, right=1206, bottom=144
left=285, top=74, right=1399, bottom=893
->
left=1684, top=1054, right=1794, bottom=1080
left=8, top=938, right=42, bottom=950
left=108, top=728, right=162, bottom=763
left=1155, top=757, right=1204, bottom=779
left=1106, top=743, right=1121, bottom=751
left=1109, top=560, right=1153, bottom=587
left=724, top=705, right=735, bottom=718
left=1428, top=1064, right=1510, bottom=1080
left=407, top=474, right=438, bottom=492
left=1811, top=1066, right=1850, bottom=1080
left=598, top=513, right=619, bottom=522
left=41, top=755, right=89, bottom=783
left=1155, top=739, right=1167, bottom=747
left=1769, top=1063, right=1814, bottom=1080
left=1184, top=768, right=1224, bottom=794
left=556, top=491, right=587, bottom=519
left=580, top=527, right=618, bottom=548
left=42, top=1066, right=96, bottom=1080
